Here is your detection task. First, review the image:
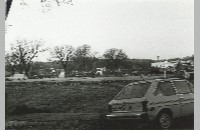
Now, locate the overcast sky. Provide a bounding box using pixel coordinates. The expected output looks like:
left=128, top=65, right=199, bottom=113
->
left=5, top=0, right=194, bottom=61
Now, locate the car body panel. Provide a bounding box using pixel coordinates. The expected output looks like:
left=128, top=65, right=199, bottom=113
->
left=107, top=111, right=147, bottom=120
left=109, top=98, right=145, bottom=113
left=179, top=93, right=194, bottom=116
left=147, top=94, right=181, bottom=120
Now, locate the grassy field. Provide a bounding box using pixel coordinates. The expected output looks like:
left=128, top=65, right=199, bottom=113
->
left=6, top=76, right=138, bottom=130
left=5, top=76, right=193, bottom=130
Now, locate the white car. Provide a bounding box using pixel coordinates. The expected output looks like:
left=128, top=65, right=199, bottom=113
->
left=106, top=78, right=194, bottom=129
left=6, top=74, right=28, bottom=80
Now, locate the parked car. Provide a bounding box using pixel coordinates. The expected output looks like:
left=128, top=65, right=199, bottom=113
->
left=29, top=75, right=38, bottom=79
left=106, top=78, right=194, bottom=129
left=5, top=71, right=12, bottom=77
left=6, top=74, right=28, bottom=80
left=188, top=72, right=194, bottom=81
left=179, top=70, right=194, bottom=81
left=37, top=74, right=44, bottom=79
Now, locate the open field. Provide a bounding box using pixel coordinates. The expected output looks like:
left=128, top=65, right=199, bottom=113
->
left=5, top=76, right=193, bottom=130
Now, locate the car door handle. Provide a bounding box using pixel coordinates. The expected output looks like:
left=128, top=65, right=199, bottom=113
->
left=180, top=97, right=184, bottom=99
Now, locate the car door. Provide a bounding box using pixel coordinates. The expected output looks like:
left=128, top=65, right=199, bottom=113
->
left=173, top=80, right=194, bottom=117
left=111, top=82, right=150, bottom=112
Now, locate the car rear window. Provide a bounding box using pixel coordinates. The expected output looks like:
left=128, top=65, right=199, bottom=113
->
left=173, top=81, right=193, bottom=94
left=154, top=81, right=176, bottom=96
left=115, top=82, right=151, bottom=100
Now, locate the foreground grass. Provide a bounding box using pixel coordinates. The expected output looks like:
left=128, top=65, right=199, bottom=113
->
left=8, top=76, right=193, bottom=130
left=6, top=77, right=131, bottom=129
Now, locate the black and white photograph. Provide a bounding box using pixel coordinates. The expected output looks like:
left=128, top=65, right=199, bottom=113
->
left=5, top=0, right=194, bottom=130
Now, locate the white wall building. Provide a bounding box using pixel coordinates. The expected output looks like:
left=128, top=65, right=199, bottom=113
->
left=151, top=61, right=177, bottom=69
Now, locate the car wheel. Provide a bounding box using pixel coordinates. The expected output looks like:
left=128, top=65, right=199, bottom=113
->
left=157, top=112, right=172, bottom=129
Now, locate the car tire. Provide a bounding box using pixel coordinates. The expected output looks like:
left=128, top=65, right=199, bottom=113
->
left=157, top=112, right=172, bottom=129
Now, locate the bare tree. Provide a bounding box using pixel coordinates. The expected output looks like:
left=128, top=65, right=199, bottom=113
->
left=5, top=52, right=17, bottom=75
left=103, top=48, right=128, bottom=71
left=5, top=0, right=73, bottom=18
left=50, top=45, right=74, bottom=77
left=73, top=44, right=96, bottom=72
left=7, top=39, right=46, bottom=77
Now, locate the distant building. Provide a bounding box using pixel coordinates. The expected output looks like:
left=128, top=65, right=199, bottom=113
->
left=151, top=61, right=177, bottom=69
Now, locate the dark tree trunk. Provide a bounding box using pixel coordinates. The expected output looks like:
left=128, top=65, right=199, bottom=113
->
left=19, top=64, right=24, bottom=74
left=62, top=63, right=67, bottom=78
left=24, top=64, right=31, bottom=78
left=11, top=65, right=15, bottom=75
left=64, top=68, right=68, bottom=78
left=6, top=0, right=13, bottom=18
left=25, top=69, right=29, bottom=78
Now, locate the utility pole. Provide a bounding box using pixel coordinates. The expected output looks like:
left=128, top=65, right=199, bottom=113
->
left=157, top=56, right=160, bottom=61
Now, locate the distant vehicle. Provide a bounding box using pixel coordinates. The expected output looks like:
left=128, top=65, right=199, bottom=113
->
left=179, top=70, right=194, bottom=80
left=6, top=74, right=28, bottom=80
left=45, top=74, right=58, bottom=78
left=75, top=71, right=83, bottom=77
left=82, top=71, right=95, bottom=77
left=188, top=72, right=194, bottom=81
left=131, top=71, right=138, bottom=76
left=95, top=68, right=106, bottom=76
left=37, top=74, right=45, bottom=79
left=106, top=79, right=194, bottom=129
left=29, top=75, right=38, bottom=79
left=67, top=71, right=85, bottom=77
left=110, top=70, right=123, bottom=77
left=120, top=69, right=133, bottom=76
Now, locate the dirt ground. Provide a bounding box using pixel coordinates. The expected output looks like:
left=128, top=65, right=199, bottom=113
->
left=5, top=76, right=194, bottom=130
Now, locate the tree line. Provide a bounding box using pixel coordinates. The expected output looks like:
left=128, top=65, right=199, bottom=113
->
left=6, top=39, right=153, bottom=77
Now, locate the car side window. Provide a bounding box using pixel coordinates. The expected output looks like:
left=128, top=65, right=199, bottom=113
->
left=115, top=82, right=150, bottom=99
left=173, top=81, right=192, bottom=94
left=154, top=81, right=176, bottom=96
left=116, top=85, right=133, bottom=99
